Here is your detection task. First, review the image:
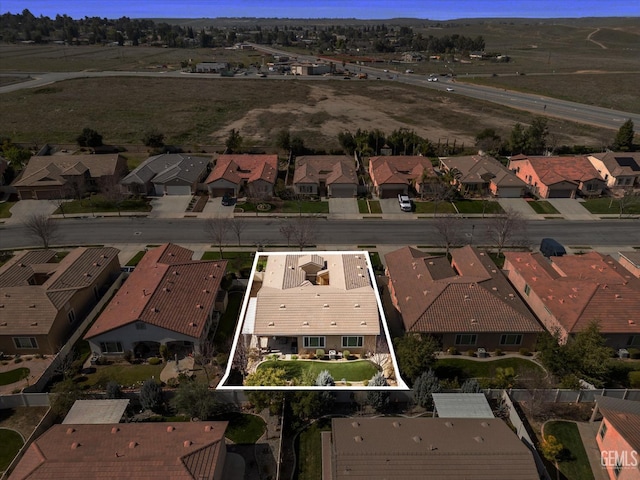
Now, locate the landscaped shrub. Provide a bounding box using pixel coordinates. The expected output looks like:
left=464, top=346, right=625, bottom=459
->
left=106, top=381, right=123, bottom=399
left=342, top=350, right=350, bottom=360
left=629, top=371, right=640, bottom=388
left=493, top=349, right=503, bottom=357
left=628, top=348, right=640, bottom=359
left=216, top=353, right=229, bottom=366
left=290, top=355, right=298, bottom=361
left=316, top=349, right=325, bottom=359
left=447, top=347, right=458, bottom=355
left=139, top=379, right=163, bottom=412
left=159, top=344, right=169, bottom=361
left=166, top=377, right=179, bottom=388
left=519, top=348, right=531, bottom=356
left=466, top=349, right=476, bottom=357
left=148, top=357, right=162, bottom=365
left=14, top=357, right=23, bottom=363
left=123, top=350, right=134, bottom=363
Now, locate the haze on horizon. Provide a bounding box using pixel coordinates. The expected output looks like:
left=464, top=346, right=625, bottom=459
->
left=3, top=0, right=639, bottom=20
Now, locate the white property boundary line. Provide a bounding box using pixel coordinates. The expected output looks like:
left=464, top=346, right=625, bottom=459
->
left=217, top=250, right=409, bottom=391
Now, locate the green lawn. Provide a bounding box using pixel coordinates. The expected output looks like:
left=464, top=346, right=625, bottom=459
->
left=545, top=421, right=594, bottom=480
left=236, top=200, right=329, bottom=214
left=0, top=201, right=16, bottom=218
left=527, top=200, right=560, bottom=214
left=582, top=197, right=640, bottom=215
left=358, top=199, right=382, bottom=214
left=76, top=363, right=165, bottom=389
left=0, top=429, right=24, bottom=471
left=214, top=412, right=266, bottom=444
left=201, top=251, right=254, bottom=276
left=257, top=360, right=379, bottom=383
left=55, top=195, right=151, bottom=214
left=125, top=251, right=146, bottom=266
left=434, top=357, right=543, bottom=381
left=0, top=368, right=30, bottom=386
left=453, top=200, right=504, bottom=214
left=296, top=417, right=332, bottom=480
left=368, top=251, right=384, bottom=275
left=413, top=201, right=457, bottom=214
left=214, top=291, right=244, bottom=349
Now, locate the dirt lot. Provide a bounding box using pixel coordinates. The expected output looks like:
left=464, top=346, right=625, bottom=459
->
left=0, top=407, right=49, bottom=439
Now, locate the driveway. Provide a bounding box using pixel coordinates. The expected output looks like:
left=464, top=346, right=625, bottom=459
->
left=379, top=198, right=404, bottom=214
left=147, top=195, right=192, bottom=219
left=4, top=200, right=58, bottom=225
left=496, top=198, right=539, bottom=220
left=328, top=198, right=359, bottom=217
left=546, top=198, right=597, bottom=220
left=200, top=196, right=235, bottom=218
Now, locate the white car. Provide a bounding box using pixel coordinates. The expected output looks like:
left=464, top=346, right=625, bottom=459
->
left=398, top=194, right=412, bottom=212
left=446, top=87, right=454, bottom=92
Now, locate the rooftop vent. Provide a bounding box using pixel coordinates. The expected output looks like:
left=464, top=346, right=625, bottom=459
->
left=445, top=422, right=453, bottom=428
left=204, top=425, right=212, bottom=432
left=189, top=322, right=197, bottom=327
left=279, top=304, right=286, bottom=309
left=163, top=287, right=170, bottom=292
left=323, top=304, right=329, bottom=308
left=412, top=436, right=421, bottom=443
left=29, top=304, right=36, bottom=308
left=31, top=322, right=38, bottom=326
left=474, top=436, right=484, bottom=443
left=480, top=422, right=489, bottom=428
left=303, top=321, right=309, bottom=326
left=360, top=321, right=367, bottom=326
left=183, top=440, right=192, bottom=447
left=111, top=427, right=119, bottom=434
left=66, top=428, right=75, bottom=435
left=351, top=421, right=359, bottom=428
left=167, top=426, right=175, bottom=432
left=196, top=304, right=203, bottom=309
left=129, top=441, right=137, bottom=449
left=629, top=320, right=636, bottom=325
left=354, top=303, right=360, bottom=308
left=0, top=322, right=7, bottom=326
left=354, top=436, right=363, bottom=443
left=331, top=321, right=337, bottom=326
left=268, top=322, right=274, bottom=326
left=392, top=421, right=401, bottom=428
left=71, top=442, right=80, bottom=449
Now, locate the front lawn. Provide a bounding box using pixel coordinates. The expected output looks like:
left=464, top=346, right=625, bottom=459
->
left=413, top=201, right=457, bottom=214
left=257, top=359, right=379, bottom=383
left=358, top=199, right=382, bottom=214
left=296, top=417, right=332, bottom=480
left=214, top=412, right=266, bottom=444
left=527, top=200, right=560, bottom=214
left=582, top=197, right=640, bottom=215
left=54, top=195, right=151, bottom=214
left=236, top=200, right=329, bottom=214
left=75, top=363, right=165, bottom=389
left=453, top=200, right=504, bottom=214
left=0, top=201, right=16, bottom=218
left=434, top=357, right=543, bottom=382
left=544, top=421, right=594, bottom=480
left=0, top=428, right=24, bottom=471
left=0, top=368, right=30, bottom=386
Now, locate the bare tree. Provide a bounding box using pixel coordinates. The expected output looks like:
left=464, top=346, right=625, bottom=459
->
left=229, top=217, right=247, bottom=246
left=194, top=337, right=217, bottom=385
left=24, top=213, right=59, bottom=248
left=614, top=188, right=639, bottom=219
left=279, top=219, right=296, bottom=247
left=204, top=216, right=231, bottom=258
left=433, top=214, right=463, bottom=256
left=486, top=208, right=528, bottom=257
left=98, top=175, right=127, bottom=216
left=291, top=216, right=317, bottom=251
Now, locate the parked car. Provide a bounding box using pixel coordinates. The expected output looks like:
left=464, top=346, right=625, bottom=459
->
left=398, top=194, right=412, bottom=212
left=540, top=238, right=566, bottom=257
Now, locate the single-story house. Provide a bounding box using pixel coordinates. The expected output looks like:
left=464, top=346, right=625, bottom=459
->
left=293, top=156, right=357, bottom=198
left=593, top=395, right=640, bottom=480
left=8, top=422, right=229, bottom=480
left=439, top=153, right=526, bottom=198
left=618, top=251, right=640, bottom=279
left=120, top=153, right=211, bottom=196
left=587, top=152, right=640, bottom=190
left=508, top=154, right=606, bottom=198
left=12, top=154, right=128, bottom=200
left=503, top=251, right=640, bottom=348
left=84, top=244, right=228, bottom=359
left=291, top=63, right=331, bottom=75
left=0, top=247, right=121, bottom=355
left=385, top=246, right=543, bottom=352
left=205, top=154, right=278, bottom=198
left=322, top=417, right=539, bottom=480
left=195, top=62, right=229, bottom=73
left=368, top=156, right=436, bottom=198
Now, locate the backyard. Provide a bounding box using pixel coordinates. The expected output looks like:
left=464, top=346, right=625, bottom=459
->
left=295, top=417, right=332, bottom=480
left=544, top=420, right=594, bottom=480
left=434, top=357, right=544, bottom=384
left=0, top=368, right=30, bottom=386
left=0, top=428, right=24, bottom=472
left=75, top=362, right=165, bottom=389
left=257, top=359, right=380, bottom=384
left=214, top=412, right=266, bottom=444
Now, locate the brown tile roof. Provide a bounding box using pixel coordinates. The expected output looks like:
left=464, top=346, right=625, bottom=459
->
left=205, top=154, right=278, bottom=185
left=385, top=246, right=542, bottom=334
left=13, top=154, right=124, bottom=188
left=512, top=155, right=603, bottom=185
left=9, top=422, right=228, bottom=480
left=293, top=156, right=357, bottom=185
left=589, top=152, right=640, bottom=177
left=440, top=154, right=525, bottom=188
left=503, top=251, right=640, bottom=334
left=84, top=244, right=227, bottom=339
left=596, top=396, right=640, bottom=452
left=329, top=417, right=539, bottom=480
left=369, top=156, right=435, bottom=185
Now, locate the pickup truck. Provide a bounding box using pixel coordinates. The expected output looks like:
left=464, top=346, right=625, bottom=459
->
left=398, top=194, right=412, bottom=212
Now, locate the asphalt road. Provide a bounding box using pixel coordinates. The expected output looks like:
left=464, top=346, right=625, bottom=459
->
left=1, top=217, right=639, bottom=250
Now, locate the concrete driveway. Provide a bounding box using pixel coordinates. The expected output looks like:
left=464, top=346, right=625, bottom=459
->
left=329, top=198, right=359, bottom=217
left=546, top=198, right=597, bottom=220
left=379, top=198, right=404, bottom=214
left=496, top=198, right=539, bottom=220
left=147, top=195, right=192, bottom=218
left=4, top=200, right=58, bottom=225
left=201, top=196, right=235, bottom=218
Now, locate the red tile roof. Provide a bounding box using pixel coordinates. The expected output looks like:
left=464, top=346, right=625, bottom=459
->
left=9, top=422, right=228, bottom=480
left=512, top=155, right=603, bottom=185
left=370, top=156, right=435, bottom=185
left=385, top=246, right=541, bottom=334
left=205, top=154, right=278, bottom=185
left=596, top=396, right=640, bottom=453
left=503, top=251, right=640, bottom=334
left=84, top=244, right=227, bottom=339
left=292, top=156, right=357, bottom=185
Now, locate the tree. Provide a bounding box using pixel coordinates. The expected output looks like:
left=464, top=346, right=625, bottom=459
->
left=139, top=379, right=163, bottom=412
left=366, top=371, right=390, bottom=412
left=24, top=213, right=59, bottom=248
left=315, top=370, right=335, bottom=386
left=567, top=320, right=613, bottom=386
left=225, top=128, right=242, bottom=153
left=475, top=128, right=502, bottom=156
left=50, top=378, right=84, bottom=418
left=413, top=369, right=441, bottom=409
left=106, top=381, right=123, bottom=399
left=614, top=188, right=640, bottom=218
left=170, top=380, right=219, bottom=420
left=275, top=129, right=291, bottom=152
left=338, top=131, right=357, bottom=155
left=204, top=216, right=231, bottom=258
left=541, top=434, right=564, bottom=480
left=229, top=217, right=247, bottom=246
left=461, top=378, right=482, bottom=393
left=524, top=116, right=549, bottom=154
left=433, top=214, right=463, bottom=256
left=245, top=367, right=287, bottom=414
left=290, top=135, right=306, bottom=156
left=76, top=127, right=103, bottom=148
left=142, top=129, right=165, bottom=148
left=486, top=208, right=528, bottom=257
left=279, top=219, right=296, bottom=247
left=494, top=367, right=517, bottom=388
left=393, top=334, right=439, bottom=385
left=613, top=119, right=635, bottom=151
left=279, top=216, right=317, bottom=250
left=98, top=175, right=127, bottom=216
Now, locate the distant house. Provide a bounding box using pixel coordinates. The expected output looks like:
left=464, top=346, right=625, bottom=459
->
left=439, top=153, right=526, bottom=197
left=8, top=422, right=229, bottom=480
left=587, top=152, right=640, bottom=190
left=508, top=154, right=605, bottom=198
left=291, top=63, right=330, bottom=75
left=593, top=395, right=640, bottom=480
left=385, top=246, right=543, bottom=351
left=84, top=244, right=227, bottom=359
left=0, top=247, right=121, bottom=355
left=120, top=153, right=210, bottom=196
left=205, top=154, right=278, bottom=198
left=195, top=62, right=229, bottom=73
left=322, top=417, right=539, bottom=480
left=368, top=156, right=436, bottom=198
left=503, top=251, right=640, bottom=348
left=293, top=156, right=357, bottom=198
left=13, top=154, right=127, bottom=200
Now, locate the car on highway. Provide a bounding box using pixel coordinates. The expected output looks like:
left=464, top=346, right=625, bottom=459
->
left=398, top=194, right=412, bottom=212
left=446, top=87, right=454, bottom=92
left=405, top=69, right=414, bottom=74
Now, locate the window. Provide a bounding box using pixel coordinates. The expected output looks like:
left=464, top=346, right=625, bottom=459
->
left=299, top=185, right=314, bottom=194
left=303, top=336, right=325, bottom=348
left=67, top=309, right=76, bottom=324
left=99, top=341, right=124, bottom=354
left=524, top=284, right=531, bottom=296
left=599, top=422, right=607, bottom=439
left=627, top=336, right=640, bottom=347
left=342, top=336, right=363, bottom=348
left=455, top=334, right=477, bottom=346
left=13, top=337, right=38, bottom=349
left=500, top=334, right=523, bottom=346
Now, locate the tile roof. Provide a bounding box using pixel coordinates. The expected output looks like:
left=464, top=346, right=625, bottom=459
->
left=329, top=417, right=539, bottom=480
left=511, top=155, right=604, bottom=185
left=385, top=246, right=542, bottom=334
left=369, top=155, right=435, bottom=185
left=84, top=244, right=227, bottom=339
left=13, top=155, right=124, bottom=188
left=596, top=396, right=640, bottom=452
left=205, top=154, right=278, bottom=185
left=440, top=154, right=525, bottom=188
left=293, top=156, right=357, bottom=185
left=503, top=251, right=640, bottom=334
left=589, top=152, right=640, bottom=177
left=121, top=153, right=211, bottom=186
left=9, top=422, right=228, bottom=480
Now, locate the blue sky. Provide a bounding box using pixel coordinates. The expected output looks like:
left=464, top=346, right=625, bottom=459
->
left=3, top=0, right=639, bottom=20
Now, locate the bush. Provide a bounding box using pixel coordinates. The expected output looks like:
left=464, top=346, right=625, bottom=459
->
left=629, top=371, right=640, bottom=389
left=342, top=350, right=350, bottom=360
left=14, top=357, right=23, bottom=363
left=447, top=347, right=458, bottom=355
left=291, top=355, right=298, bottom=361
left=148, top=357, right=162, bottom=365
left=159, top=344, right=169, bottom=361
left=76, top=127, right=103, bottom=148
left=166, top=377, right=179, bottom=388
left=628, top=348, right=640, bottom=360
left=216, top=352, right=229, bottom=366
left=466, top=349, right=476, bottom=357
left=493, top=348, right=503, bottom=357
left=106, top=381, right=123, bottom=399
left=139, top=379, right=163, bottom=412
left=123, top=350, right=134, bottom=363
left=519, top=348, right=531, bottom=356
left=316, top=349, right=325, bottom=359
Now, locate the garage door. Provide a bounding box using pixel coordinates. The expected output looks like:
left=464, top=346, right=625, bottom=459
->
left=380, top=187, right=405, bottom=199
left=165, top=185, right=192, bottom=196
left=330, top=185, right=356, bottom=198
left=548, top=189, right=573, bottom=198
left=209, top=188, right=235, bottom=197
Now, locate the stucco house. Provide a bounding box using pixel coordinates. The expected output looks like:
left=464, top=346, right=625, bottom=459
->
left=205, top=154, right=278, bottom=198
left=508, top=154, right=606, bottom=198
left=439, top=153, right=526, bottom=198
left=120, top=153, right=211, bottom=196
left=385, top=246, right=543, bottom=352
left=587, top=152, right=640, bottom=191
left=368, top=156, right=436, bottom=198
left=0, top=247, right=121, bottom=355
left=503, top=251, right=640, bottom=348
left=84, top=244, right=227, bottom=359
left=293, top=156, right=358, bottom=198
left=618, top=251, right=640, bottom=279
left=13, top=154, right=127, bottom=200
